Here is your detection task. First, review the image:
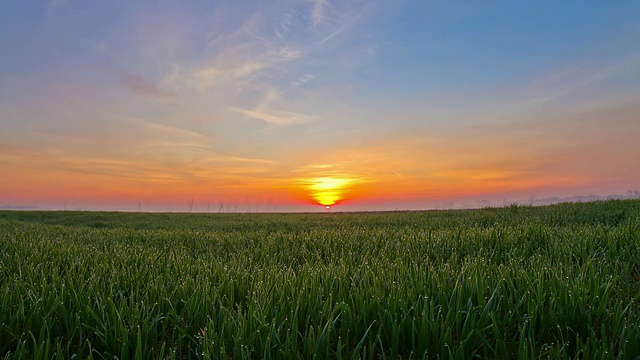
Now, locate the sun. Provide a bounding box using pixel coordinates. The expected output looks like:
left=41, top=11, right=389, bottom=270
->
left=300, top=177, right=355, bottom=207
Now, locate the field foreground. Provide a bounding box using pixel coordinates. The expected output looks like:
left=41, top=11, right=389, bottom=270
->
left=1, top=200, right=639, bottom=359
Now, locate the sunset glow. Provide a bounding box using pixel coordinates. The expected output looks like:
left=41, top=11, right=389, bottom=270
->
left=307, top=177, right=354, bottom=207
left=1, top=2, right=639, bottom=211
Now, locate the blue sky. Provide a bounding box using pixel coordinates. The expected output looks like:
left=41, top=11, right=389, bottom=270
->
left=1, top=1, right=639, bottom=211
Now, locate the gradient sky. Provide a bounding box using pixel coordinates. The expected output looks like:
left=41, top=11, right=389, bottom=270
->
left=1, top=1, right=639, bottom=212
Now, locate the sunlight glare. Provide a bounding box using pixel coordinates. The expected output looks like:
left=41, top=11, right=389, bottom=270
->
left=302, top=177, right=355, bottom=206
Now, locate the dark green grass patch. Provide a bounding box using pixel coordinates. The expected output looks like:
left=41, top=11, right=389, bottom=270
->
left=1, top=199, right=639, bottom=359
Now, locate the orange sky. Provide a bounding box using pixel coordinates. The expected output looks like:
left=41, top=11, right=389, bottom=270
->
left=2, top=101, right=638, bottom=211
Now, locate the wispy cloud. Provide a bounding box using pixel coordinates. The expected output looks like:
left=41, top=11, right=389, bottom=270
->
left=312, top=0, right=380, bottom=44
left=274, top=11, right=294, bottom=39
left=233, top=108, right=315, bottom=126
left=189, top=41, right=302, bottom=92
left=169, top=0, right=378, bottom=95
left=495, top=56, right=640, bottom=112
left=521, top=63, right=624, bottom=106
left=311, top=0, right=331, bottom=26
left=124, top=117, right=207, bottom=142
left=211, top=155, right=280, bottom=166
left=289, top=74, right=315, bottom=88
left=290, top=162, right=373, bottom=184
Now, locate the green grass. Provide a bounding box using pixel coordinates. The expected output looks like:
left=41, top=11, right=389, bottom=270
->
left=1, top=199, right=639, bottom=359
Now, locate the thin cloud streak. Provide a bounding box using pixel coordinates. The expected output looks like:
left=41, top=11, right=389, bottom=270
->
left=311, top=0, right=331, bottom=26
left=232, top=108, right=316, bottom=126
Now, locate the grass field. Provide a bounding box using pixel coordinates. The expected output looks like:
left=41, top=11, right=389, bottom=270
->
left=1, top=200, right=639, bottom=359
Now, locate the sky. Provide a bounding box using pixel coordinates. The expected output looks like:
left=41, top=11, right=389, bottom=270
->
left=1, top=1, right=639, bottom=212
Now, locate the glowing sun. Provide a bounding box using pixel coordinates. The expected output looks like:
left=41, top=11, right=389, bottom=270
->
left=301, top=177, right=355, bottom=207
